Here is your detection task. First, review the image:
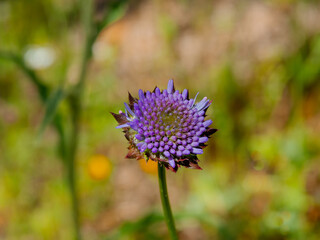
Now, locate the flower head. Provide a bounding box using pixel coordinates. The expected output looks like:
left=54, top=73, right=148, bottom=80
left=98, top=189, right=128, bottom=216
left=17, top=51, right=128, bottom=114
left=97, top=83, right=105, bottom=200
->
left=112, top=79, right=217, bottom=172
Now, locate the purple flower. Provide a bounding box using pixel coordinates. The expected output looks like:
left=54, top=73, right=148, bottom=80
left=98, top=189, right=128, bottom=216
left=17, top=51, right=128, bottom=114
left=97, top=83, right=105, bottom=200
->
left=112, top=79, right=217, bottom=172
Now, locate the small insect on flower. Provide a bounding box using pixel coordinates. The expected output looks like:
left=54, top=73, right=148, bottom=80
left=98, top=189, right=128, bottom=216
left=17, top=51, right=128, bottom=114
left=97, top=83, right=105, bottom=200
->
left=111, top=79, right=217, bottom=172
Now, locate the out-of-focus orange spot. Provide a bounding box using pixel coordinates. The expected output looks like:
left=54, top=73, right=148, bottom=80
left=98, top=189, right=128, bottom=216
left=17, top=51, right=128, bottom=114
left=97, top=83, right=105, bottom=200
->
left=139, top=159, right=158, bottom=175
left=87, top=155, right=112, bottom=180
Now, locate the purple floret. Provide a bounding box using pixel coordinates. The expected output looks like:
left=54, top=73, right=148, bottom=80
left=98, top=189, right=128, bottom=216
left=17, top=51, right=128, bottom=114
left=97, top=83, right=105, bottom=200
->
left=112, top=79, right=216, bottom=172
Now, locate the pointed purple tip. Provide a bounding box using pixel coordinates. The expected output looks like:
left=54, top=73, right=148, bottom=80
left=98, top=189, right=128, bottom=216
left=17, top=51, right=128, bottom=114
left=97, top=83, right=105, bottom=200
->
left=155, top=87, right=161, bottom=96
left=203, top=120, right=213, bottom=128
left=192, top=148, right=203, bottom=154
left=164, top=151, right=170, bottom=158
left=182, top=89, right=188, bottom=99
left=168, top=158, right=176, bottom=168
left=140, top=143, right=147, bottom=152
left=124, top=102, right=135, bottom=117
left=167, top=79, right=174, bottom=94
left=190, top=92, right=199, bottom=107
left=116, top=123, right=130, bottom=129
left=199, top=137, right=208, bottom=143
left=138, top=89, right=144, bottom=99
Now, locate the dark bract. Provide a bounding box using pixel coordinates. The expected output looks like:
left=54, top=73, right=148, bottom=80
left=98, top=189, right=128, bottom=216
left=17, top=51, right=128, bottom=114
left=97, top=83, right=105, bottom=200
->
left=112, top=79, right=217, bottom=172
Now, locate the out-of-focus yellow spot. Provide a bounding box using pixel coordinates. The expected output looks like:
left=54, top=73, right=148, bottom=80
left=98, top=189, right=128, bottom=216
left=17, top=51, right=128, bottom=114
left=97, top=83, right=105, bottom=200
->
left=87, top=155, right=112, bottom=180
left=139, top=159, right=158, bottom=175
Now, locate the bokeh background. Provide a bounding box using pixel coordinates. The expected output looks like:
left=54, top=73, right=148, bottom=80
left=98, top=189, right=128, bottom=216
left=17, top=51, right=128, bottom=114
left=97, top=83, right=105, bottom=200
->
left=1, top=0, right=320, bottom=239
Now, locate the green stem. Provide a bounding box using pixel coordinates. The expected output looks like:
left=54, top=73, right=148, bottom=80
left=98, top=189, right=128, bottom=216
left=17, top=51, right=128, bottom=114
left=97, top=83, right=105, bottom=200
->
left=66, top=154, right=81, bottom=240
left=158, top=162, right=179, bottom=240
left=65, top=1, right=95, bottom=239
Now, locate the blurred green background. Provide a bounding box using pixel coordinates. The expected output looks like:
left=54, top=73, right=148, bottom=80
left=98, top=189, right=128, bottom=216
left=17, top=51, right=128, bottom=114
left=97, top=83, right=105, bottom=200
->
left=1, top=0, right=320, bottom=239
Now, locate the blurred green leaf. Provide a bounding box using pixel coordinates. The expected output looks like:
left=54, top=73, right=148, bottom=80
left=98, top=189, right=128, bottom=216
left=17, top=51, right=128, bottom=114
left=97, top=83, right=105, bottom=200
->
left=104, top=212, right=164, bottom=240
left=0, top=51, right=49, bottom=101
left=38, top=87, right=65, bottom=137
left=96, top=0, right=129, bottom=33
left=296, top=37, right=320, bottom=88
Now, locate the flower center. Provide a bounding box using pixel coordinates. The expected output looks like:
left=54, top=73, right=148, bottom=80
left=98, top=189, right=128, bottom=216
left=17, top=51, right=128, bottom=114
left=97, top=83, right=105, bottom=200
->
left=162, top=112, right=178, bottom=127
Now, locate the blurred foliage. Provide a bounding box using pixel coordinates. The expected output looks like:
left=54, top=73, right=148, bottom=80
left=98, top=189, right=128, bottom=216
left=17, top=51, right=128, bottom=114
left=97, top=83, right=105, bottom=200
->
left=87, top=155, right=112, bottom=180
left=1, top=0, right=320, bottom=239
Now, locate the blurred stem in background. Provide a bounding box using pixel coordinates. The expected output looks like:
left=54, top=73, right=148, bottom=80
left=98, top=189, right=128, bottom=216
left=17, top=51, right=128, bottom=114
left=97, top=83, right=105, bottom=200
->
left=158, top=162, right=179, bottom=240
left=66, top=0, right=94, bottom=238
left=0, top=0, right=128, bottom=239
